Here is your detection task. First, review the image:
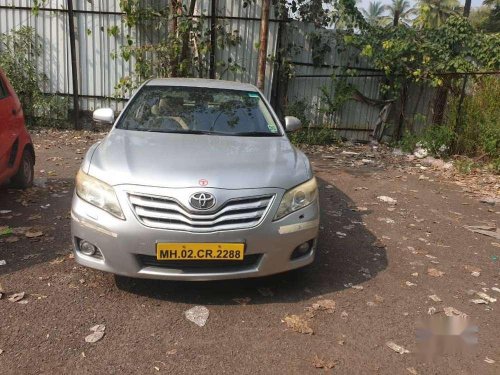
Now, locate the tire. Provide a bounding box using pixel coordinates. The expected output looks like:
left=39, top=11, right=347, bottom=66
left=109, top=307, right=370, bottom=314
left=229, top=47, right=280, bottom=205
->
left=11, top=148, right=34, bottom=189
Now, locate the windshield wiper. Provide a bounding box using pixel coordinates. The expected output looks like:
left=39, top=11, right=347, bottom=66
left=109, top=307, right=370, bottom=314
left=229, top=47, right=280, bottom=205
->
left=131, top=129, right=278, bottom=136
left=183, top=130, right=219, bottom=135
left=137, top=129, right=170, bottom=133
left=133, top=129, right=215, bottom=135
left=231, top=131, right=279, bottom=137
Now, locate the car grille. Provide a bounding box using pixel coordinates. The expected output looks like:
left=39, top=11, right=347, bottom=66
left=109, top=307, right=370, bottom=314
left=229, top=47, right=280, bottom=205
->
left=137, top=254, right=262, bottom=273
left=128, top=193, right=274, bottom=232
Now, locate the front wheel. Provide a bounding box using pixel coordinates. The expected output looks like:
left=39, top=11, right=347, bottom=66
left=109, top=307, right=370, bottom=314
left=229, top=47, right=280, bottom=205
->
left=11, top=148, right=34, bottom=189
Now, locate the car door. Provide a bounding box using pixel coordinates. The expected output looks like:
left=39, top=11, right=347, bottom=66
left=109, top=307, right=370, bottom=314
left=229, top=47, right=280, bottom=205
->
left=0, top=74, right=17, bottom=182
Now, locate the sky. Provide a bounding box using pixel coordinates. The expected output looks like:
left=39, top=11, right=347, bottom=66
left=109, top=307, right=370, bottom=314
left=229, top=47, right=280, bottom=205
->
left=357, top=0, right=485, bottom=11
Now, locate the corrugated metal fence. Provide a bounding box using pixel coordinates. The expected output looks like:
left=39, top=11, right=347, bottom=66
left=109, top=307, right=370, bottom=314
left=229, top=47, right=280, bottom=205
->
left=0, top=0, right=133, bottom=111
left=0, top=1, right=436, bottom=140
left=0, top=0, right=279, bottom=112
left=285, top=22, right=437, bottom=141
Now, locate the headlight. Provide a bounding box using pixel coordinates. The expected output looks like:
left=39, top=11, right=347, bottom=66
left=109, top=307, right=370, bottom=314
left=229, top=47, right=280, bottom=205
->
left=75, top=169, right=125, bottom=219
left=274, top=177, right=318, bottom=220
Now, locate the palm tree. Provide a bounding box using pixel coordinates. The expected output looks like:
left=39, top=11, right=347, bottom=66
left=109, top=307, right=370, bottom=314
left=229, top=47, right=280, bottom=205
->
left=386, top=0, right=414, bottom=26
left=416, top=0, right=460, bottom=28
left=362, top=1, right=386, bottom=26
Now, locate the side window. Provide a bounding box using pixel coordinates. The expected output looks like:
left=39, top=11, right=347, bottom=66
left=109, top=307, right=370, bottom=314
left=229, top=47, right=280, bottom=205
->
left=0, top=78, right=8, bottom=99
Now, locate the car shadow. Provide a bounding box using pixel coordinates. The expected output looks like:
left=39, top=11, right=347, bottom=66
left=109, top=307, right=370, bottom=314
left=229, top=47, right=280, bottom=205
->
left=114, top=177, right=388, bottom=304
left=0, top=178, right=75, bottom=276
left=1, top=175, right=388, bottom=303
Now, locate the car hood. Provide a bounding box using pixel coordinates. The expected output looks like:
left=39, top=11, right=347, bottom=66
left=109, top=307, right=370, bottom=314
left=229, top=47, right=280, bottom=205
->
left=87, top=129, right=312, bottom=190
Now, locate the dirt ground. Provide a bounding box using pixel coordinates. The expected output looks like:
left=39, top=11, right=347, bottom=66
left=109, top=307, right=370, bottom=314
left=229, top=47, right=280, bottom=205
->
left=1, top=130, right=499, bottom=374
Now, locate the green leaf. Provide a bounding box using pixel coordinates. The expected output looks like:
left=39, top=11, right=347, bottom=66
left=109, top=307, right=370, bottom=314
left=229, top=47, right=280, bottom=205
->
left=107, top=25, right=120, bottom=37
left=0, top=226, right=12, bottom=236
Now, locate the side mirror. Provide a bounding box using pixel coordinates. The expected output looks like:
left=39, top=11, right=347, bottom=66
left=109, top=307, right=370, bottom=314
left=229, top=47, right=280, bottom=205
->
left=284, top=116, right=302, bottom=132
left=93, top=108, right=114, bottom=124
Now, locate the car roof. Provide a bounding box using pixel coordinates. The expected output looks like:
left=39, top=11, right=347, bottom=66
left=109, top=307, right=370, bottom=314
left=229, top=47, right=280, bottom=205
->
left=145, top=78, right=259, bottom=92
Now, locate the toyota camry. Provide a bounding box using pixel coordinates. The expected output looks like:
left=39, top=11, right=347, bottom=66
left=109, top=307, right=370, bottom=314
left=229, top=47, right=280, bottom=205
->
left=71, top=78, right=319, bottom=280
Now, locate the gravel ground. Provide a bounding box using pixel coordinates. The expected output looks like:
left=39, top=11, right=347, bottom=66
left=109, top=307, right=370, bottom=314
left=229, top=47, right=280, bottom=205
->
left=0, top=130, right=499, bottom=374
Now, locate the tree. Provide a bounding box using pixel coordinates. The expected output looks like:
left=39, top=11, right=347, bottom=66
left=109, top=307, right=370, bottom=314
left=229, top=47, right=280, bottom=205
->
left=0, top=27, right=69, bottom=127
left=291, top=0, right=333, bottom=27
left=353, top=15, right=500, bottom=135
left=470, top=5, right=493, bottom=29
left=416, top=0, right=460, bottom=28
left=464, top=0, right=472, bottom=17
left=114, top=0, right=243, bottom=94
left=484, top=3, right=500, bottom=31
left=328, top=0, right=368, bottom=30
left=362, top=1, right=386, bottom=25
left=386, top=0, right=414, bottom=26
left=475, top=1, right=500, bottom=32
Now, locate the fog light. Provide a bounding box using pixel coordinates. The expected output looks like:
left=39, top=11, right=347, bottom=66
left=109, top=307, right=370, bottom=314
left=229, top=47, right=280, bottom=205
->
left=291, top=240, right=313, bottom=260
left=80, top=240, right=97, bottom=256
left=297, top=242, right=310, bottom=254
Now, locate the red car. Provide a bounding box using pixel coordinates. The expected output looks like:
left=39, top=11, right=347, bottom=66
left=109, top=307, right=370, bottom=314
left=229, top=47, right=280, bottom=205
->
left=0, top=68, right=35, bottom=188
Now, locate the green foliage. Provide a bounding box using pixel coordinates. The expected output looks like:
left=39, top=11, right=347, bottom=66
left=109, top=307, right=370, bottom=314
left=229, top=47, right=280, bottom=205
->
left=362, top=1, right=387, bottom=26
left=285, top=96, right=345, bottom=146
left=32, top=0, right=47, bottom=16
left=489, top=157, right=500, bottom=174
left=415, top=0, right=460, bottom=28
left=0, top=27, right=69, bottom=127
left=351, top=15, right=500, bottom=98
left=285, top=100, right=341, bottom=146
left=330, top=0, right=368, bottom=30
left=291, top=0, right=334, bottom=27
left=289, top=127, right=341, bottom=145
left=386, top=0, right=415, bottom=26
left=285, top=100, right=310, bottom=126
left=451, top=76, right=500, bottom=161
left=309, top=31, right=332, bottom=66
left=399, top=76, right=499, bottom=172
left=471, top=4, right=500, bottom=32
left=484, top=4, right=500, bottom=32
left=400, top=130, right=419, bottom=152
left=241, top=0, right=500, bottom=169
left=114, top=0, right=243, bottom=96
left=400, top=124, right=455, bottom=156
left=107, top=25, right=120, bottom=37
left=420, top=124, right=456, bottom=156
left=454, top=158, right=475, bottom=174
left=319, top=77, right=355, bottom=121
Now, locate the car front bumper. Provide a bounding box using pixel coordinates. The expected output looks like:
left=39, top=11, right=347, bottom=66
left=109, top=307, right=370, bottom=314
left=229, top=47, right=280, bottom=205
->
left=70, top=186, right=319, bottom=281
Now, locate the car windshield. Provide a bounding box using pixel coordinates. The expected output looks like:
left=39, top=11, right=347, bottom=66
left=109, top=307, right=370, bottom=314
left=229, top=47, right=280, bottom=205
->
left=116, top=86, right=282, bottom=136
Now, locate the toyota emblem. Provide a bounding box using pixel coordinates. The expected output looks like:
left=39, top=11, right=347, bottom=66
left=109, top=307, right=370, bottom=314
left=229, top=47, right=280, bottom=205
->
left=189, top=192, right=216, bottom=210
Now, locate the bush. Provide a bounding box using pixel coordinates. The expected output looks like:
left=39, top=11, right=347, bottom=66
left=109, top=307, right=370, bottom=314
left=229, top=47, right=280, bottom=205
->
left=400, top=131, right=419, bottom=153
left=420, top=124, right=456, bottom=157
left=285, top=100, right=310, bottom=127
left=400, top=77, right=499, bottom=174
left=285, top=100, right=341, bottom=145
left=0, top=26, right=69, bottom=127
left=454, top=158, right=475, bottom=174
left=453, top=76, right=500, bottom=162
left=399, top=124, right=455, bottom=157
left=289, top=126, right=341, bottom=145
left=489, top=157, right=500, bottom=174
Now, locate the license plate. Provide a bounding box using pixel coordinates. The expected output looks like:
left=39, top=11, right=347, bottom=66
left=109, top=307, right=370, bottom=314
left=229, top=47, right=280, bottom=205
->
left=156, top=243, right=245, bottom=260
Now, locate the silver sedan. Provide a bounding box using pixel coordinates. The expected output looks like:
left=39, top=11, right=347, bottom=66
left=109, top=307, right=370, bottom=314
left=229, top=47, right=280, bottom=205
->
left=71, top=78, right=319, bottom=280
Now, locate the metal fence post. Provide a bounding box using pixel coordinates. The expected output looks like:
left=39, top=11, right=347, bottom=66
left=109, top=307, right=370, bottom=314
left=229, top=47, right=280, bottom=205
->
left=67, top=0, right=80, bottom=130
left=256, top=0, right=270, bottom=91
left=209, top=0, right=217, bottom=79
